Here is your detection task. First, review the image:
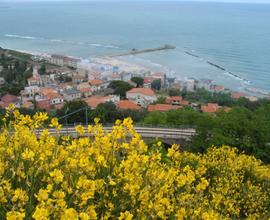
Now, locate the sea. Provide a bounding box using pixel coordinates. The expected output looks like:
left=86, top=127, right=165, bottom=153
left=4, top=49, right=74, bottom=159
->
left=0, top=1, right=270, bottom=94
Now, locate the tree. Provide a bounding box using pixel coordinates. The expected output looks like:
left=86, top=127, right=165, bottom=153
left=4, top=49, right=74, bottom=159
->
left=108, top=80, right=133, bottom=99
left=38, top=64, right=46, bottom=75
left=56, top=100, right=88, bottom=124
left=90, top=102, right=118, bottom=123
left=131, top=76, right=144, bottom=87
left=168, top=88, right=180, bottom=97
left=151, top=79, right=161, bottom=91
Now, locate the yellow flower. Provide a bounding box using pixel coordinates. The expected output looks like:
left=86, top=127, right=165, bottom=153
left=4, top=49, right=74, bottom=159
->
left=49, top=169, right=64, bottom=183
left=22, top=148, right=35, bottom=161
left=118, top=211, right=133, bottom=220
left=12, top=188, right=28, bottom=203
left=32, top=207, right=50, bottom=220
left=75, top=125, right=85, bottom=135
left=6, top=211, right=25, bottom=220
left=61, top=208, right=78, bottom=220
left=36, top=189, right=49, bottom=202
left=50, top=118, right=62, bottom=131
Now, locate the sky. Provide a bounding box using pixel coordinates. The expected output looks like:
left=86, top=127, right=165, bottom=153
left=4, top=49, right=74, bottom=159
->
left=1, top=0, right=270, bottom=3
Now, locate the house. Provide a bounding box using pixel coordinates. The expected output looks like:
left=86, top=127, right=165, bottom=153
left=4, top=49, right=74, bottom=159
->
left=84, top=95, right=120, bottom=109
left=46, top=92, right=64, bottom=106
left=0, top=94, right=21, bottom=108
left=36, top=99, right=51, bottom=111
left=126, top=88, right=157, bottom=108
left=143, top=78, right=153, bottom=88
left=27, top=67, right=42, bottom=86
left=117, top=100, right=141, bottom=110
left=50, top=54, right=79, bottom=69
left=148, top=104, right=181, bottom=112
left=150, top=72, right=165, bottom=86
left=72, top=74, right=86, bottom=84
left=165, top=96, right=190, bottom=106
left=201, top=103, right=221, bottom=113
left=89, top=79, right=105, bottom=92
left=197, top=79, right=213, bottom=90
left=27, top=75, right=42, bottom=86
left=62, top=88, right=81, bottom=101
left=231, top=92, right=246, bottom=99
left=22, top=101, right=34, bottom=110
left=21, top=86, right=40, bottom=101
left=79, top=87, right=92, bottom=98
left=211, top=85, right=225, bottom=92
left=183, top=78, right=196, bottom=92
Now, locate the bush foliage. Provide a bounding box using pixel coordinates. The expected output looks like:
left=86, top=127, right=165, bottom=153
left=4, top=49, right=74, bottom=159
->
left=0, top=107, right=270, bottom=219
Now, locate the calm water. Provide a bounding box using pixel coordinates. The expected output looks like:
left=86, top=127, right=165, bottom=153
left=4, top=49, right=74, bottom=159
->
left=0, top=1, right=270, bottom=92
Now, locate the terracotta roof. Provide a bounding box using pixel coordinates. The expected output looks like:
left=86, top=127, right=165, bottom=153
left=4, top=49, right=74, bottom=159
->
left=80, top=87, right=92, bottom=93
left=148, top=104, right=181, bottom=112
left=212, top=85, right=225, bottom=92
left=181, top=100, right=190, bottom=106
left=36, top=99, right=51, bottom=110
left=90, top=79, right=103, bottom=86
left=45, top=92, right=63, bottom=100
left=84, top=96, right=113, bottom=108
left=1, top=94, right=20, bottom=103
left=117, top=100, right=141, bottom=110
left=201, top=103, right=220, bottom=113
left=22, top=101, right=34, bottom=109
left=39, top=88, right=58, bottom=96
left=166, top=96, right=183, bottom=103
left=231, top=92, right=246, bottom=99
left=127, top=88, right=155, bottom=96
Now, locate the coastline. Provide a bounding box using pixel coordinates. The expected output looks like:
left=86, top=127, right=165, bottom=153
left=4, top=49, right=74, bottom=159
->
left=1, top=46, right=269, bottom=98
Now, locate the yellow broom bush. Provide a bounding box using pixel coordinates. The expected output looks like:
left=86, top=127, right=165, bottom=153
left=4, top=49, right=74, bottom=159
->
left=0, top=107, right=270, bottom=219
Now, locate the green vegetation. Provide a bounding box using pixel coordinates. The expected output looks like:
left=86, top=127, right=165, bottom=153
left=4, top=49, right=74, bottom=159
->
left=151, top=79, right=161, bottom=91
left=108, top=80, right=133, bottom=98
left=55, top=100, right=147, bottom=125
left=143, top=104, right=270, bottom=163
left=131, top=76, right=144, bottom=87
left=0, top=52, right=33, bottom=96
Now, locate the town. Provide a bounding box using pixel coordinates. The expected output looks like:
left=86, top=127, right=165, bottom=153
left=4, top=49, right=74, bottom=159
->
left=0, top=48, right=261, bottom=116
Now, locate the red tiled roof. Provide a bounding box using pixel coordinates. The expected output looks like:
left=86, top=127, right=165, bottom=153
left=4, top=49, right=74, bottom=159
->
left=212, top=85, right=225, bottom=92
left=117, top=100, right=141, bottom=110
left=45, top=92, right=63, bottom=100
left=22, top=101, right=34, bottom=109
left=90, top=79, right=103, bottom=86
left=148, top=104, right=181, bottom=112
left=231, top=92, right=246, bottom=99
left=1, top=94, right=20, bottom=103
left=201, top=103, right=220, bottom=113
left=127, top=88, right=155, bottom=96
left=36, top=99, right=51, bottom=110
left=39, top=88, right=58, bottom=96
left=84, top=96, right=113, bottom=108
left=80, top=87, right=92, bottom=93
left=165, top=96, right=183, bottom=103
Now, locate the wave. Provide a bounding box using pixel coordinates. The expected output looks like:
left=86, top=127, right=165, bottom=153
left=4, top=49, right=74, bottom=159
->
left=5, top=34, right=120, bottom=50
left=5, top=34, right=39, bottom=40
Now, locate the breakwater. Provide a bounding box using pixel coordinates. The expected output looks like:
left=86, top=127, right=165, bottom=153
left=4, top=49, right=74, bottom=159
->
left=185, top=50, right=251, bottom=85
left=108, top=44, right=176, bottom=57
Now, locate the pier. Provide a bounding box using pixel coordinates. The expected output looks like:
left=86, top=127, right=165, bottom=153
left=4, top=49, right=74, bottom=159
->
left=107, top=44, right=176, bottom=57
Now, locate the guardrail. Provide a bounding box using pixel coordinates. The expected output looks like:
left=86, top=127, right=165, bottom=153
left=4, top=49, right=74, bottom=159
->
left=36, top=126, right=196, bottom=141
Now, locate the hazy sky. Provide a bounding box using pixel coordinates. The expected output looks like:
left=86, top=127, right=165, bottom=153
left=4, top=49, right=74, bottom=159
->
left=2, top=0, right=270, bottom=3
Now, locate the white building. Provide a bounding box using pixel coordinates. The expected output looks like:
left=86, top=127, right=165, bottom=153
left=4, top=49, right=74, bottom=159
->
left=126, top=88, right=157, bottom=108
left=50, top=54, right=79, bottom=69
left=21, top=86, right=40, bottom=101
left=62, top=88, right=81, bottom=101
